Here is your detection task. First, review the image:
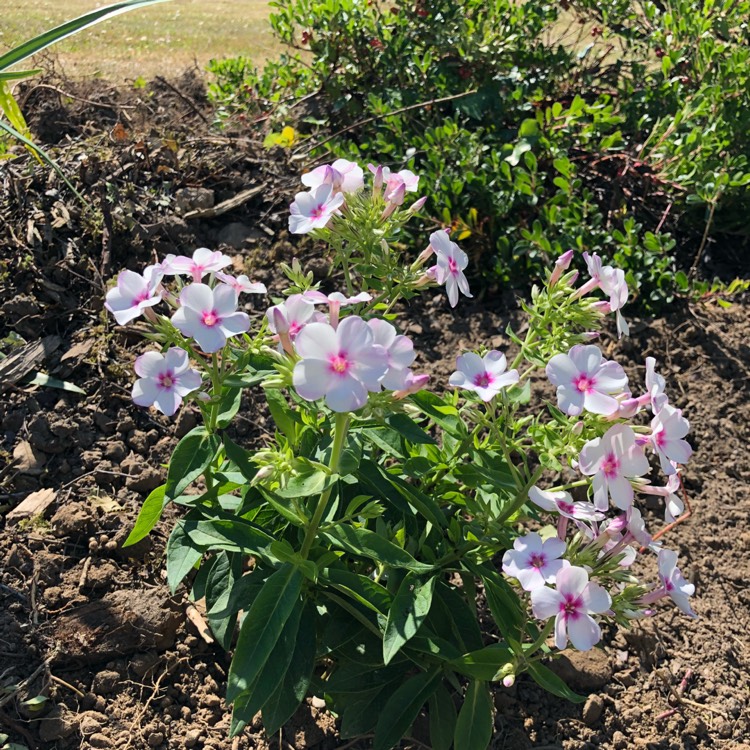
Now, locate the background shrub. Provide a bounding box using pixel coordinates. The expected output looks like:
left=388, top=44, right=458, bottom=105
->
left=208, top=0, right=750, bottom=310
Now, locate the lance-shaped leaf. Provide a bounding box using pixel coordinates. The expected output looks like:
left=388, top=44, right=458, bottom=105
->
left=383, top=573, right=436, bottom=664
left=454, top=680, right=493, bottom=750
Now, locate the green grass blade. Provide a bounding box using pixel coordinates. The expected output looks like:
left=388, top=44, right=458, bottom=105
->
left=0, top=0, right=171, bottom=72
left=0, top=70, right=41, bottom=82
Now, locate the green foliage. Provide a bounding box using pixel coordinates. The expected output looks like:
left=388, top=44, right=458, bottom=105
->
left=208, top=0, right=750, bottom=308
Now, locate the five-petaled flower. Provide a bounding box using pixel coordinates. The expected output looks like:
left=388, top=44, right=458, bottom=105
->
left=657, top=548, right=696, bottom=617
left=650, top=404, right=692, bottom=475
left=292, top=316, right=388, bottom=412
left=429, top=230, right=472, bottom=308
left=132, top=347, right=202, bottom=417
left=302, top=159, right=364, bottom=195
left=449, top=350, right=519, bottom=401
left=266, top=294, right=324, bottom=340
left=578, top=423, right=650, bottom=511
left=529, top=486, right=603, bottom=522
left=105, top=266, right=163, bottom=325
left=530, top=566, right=612, bottom=651
left=289, top=184, right=345, bottom=234
left=546, top=344, right=629, bottom=416
left=303, top=290, right=372, bottom=329
left=502, top=532, right=569, bottom=591
left=172, top=283, right=250, bottom=353
left=215, top=272, right=267, bottom=295
left=170, top=247, right=232, bottom=282
left=366, top=318, right=417, bottom=390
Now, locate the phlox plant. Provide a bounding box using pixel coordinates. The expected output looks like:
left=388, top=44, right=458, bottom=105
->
left=110, top=161, right=695, bottom=750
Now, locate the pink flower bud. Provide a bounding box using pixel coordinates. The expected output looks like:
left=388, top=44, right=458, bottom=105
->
left=549, top=249, right=574, bottom=287
left=503, top=674, right=516, bottom=688
left=407, top=196, right=427, bottom=213
left=373, top=165, right=384, bottom=195
left=393, top=373, right=430, bottom=400
left=271, top=307, right=289, bottom=335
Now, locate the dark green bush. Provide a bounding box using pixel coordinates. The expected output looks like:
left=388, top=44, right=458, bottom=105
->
left=208, top=0, right=750, bottom=309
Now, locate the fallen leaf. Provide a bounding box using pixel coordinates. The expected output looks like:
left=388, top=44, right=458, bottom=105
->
left=12, top=441, right=46, bottom=476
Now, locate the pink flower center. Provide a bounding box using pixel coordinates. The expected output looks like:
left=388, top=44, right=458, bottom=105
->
left=133, top=289, right=150, bottom=305
left=473, top=371, right=493, bottom=388
left=573, top=374, right=595, bottom=393
left=601, top=452, right=620, bottom=478
left=328, top=353, right=351, bottom=376
left=310, top=204, right=326, bottom=220
left=448, top=257, right=459, bottom=275
left=654, top=429, right=666, bottom=448
left=560, top=593, right=583, bottom=619
left=528, top=553, right=546, bottom=569
left=288, top=321, right=302, bottom=337
left=202, top=309, right=220, bottom=327
left=158, top=372, right=175, bottom=389
left=558, top=501, right=575, bottom=515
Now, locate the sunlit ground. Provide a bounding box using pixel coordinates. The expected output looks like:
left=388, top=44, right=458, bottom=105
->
left=0, top=0, right=280, bottom=82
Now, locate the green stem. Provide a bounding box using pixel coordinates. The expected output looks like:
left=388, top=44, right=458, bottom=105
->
left=300, top=412, right=350, bottom=559
left=525, top=619, right=555, bottom=658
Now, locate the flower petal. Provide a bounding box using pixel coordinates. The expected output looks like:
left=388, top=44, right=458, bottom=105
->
left=566, top=613, right=602, bottom=651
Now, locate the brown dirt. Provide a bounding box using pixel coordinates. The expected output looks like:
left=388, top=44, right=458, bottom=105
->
left=1, top=72, right=749, bottom=750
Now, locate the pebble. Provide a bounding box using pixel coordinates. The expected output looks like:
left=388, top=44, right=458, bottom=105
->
left=147, top=731, right=165, bottom=746
left=88, top=733, right=113, bottom=748
left=612, top=730, right=627, bottom=749
left=92, top=669, right=120, bottom=694
left=184, top=728, right=202, bottom=748
left=581, top=694, right=604, bottom=725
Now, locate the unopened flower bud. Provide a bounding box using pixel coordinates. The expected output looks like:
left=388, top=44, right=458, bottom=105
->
left=502, top=674, right=516, bottom=688
left=393, top=373, right=430, bottom=400
left=372, top=165, right=384, bottom=196
left=549, top=249, right=574, bottom=287
left=251, top=465, right=275, bottom=486
left=407, top=195, right=427, bottom=213
left=572, top=420, right=584, bottom=435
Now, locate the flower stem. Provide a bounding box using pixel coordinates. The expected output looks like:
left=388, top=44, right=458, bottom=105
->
left=300, top=412, right=350, bottom=559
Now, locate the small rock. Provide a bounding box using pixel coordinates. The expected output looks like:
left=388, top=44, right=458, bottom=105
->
left=612, top=730, right=627, bottom=749
left=104, top=441, right=127, bottom=462
left=184, top=728, right=202, bottom=748
left=581, top=694, right=604, bottom=725
left=79, top=711, right=107, bottom=735
left=88, top=732, right=113, bottom=748
left=175, top=187, right=214, bottom=214
left=13, top=440, right=47, bottom=475
left=175, top=408, right=198, bottom=439
left=38, top=706, right=76, bottom=742
left=5, top=488, right=56, bottom=525
left=116, top=417, right=136, bottom=434
left=92, top=669, right=120, bottom=694
left=51, top=502, right=94, bottom=536
left=147, top=731, right=165, bottom=747
left=126, top=466, right=164, bottom=493
left=127, top=429, right=149, bottom=453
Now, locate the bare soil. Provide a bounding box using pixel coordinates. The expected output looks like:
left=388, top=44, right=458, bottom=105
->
left=1, top=72, right=749, bottom=750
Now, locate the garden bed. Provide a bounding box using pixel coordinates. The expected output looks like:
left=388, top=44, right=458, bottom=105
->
left=0, top=73, right=748, bottom=750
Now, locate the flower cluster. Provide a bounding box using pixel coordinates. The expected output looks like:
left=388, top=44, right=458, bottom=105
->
left=106, top=172, right=696, bottom=735
left=104, top=247, right=266, bottom=415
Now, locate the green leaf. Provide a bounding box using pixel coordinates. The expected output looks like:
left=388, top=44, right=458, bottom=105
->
left=322, top=568, right=392, bottom=615
left=373, top=668, right=442, bottom=750
left=449, top=644, right=513, bottom=681
left=23, top=371, right=85, bottom=393
left=429, top=684, right=457, bottom=750
left=207, top=567, right=268, bottom=646
left=526, top=661, right=587, bottom=703
left=183, top=518, right=274, bottom=556
left=0, top=0, right=171, bottom=72
left=204, top=552, right=241, bottom=649
left=454, top=681, right=493, bottom=750
left=339, top=683, right=398, bottom=739
left=229, top=596, right=303, bottom=735
left=0, top=69, right=41, bottom=82
left=261, top=605, right=317, bottom=735
left=222, top=434, right=256, bottom=481
left=383, top=573, right=436, bottom=664
left=276, top=469, right=337, bottom=499
left=320, top=526, right=434, bottom=574
left=166, top=521, right=203, bottom=593
left=432, top=582, right=483, bottom=652
left=410, top=391, right=465, bottom=436
left=480, top=570, right=525, bottom=642
left=165, top=427, right=220, bottom=500
left=123, top=484, right=166, bottom=546
left=265, top=389, right=300, bottom=444
left=385, top=413, right=435, bottom=444
left=216, top=387, right=242, bottom=429
left=226, top=563, right=303, bottom=702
